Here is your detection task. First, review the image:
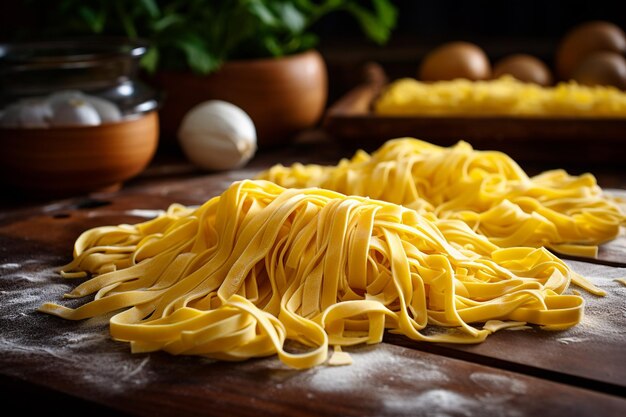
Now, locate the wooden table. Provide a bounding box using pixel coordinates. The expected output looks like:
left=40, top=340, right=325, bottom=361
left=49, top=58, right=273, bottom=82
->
left=1, top=139, right=625, bottom=416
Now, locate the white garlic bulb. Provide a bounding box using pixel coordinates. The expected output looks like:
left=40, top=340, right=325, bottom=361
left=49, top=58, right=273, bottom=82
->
left=50, top=98, right=101, bottom=127
left=48, top=90, right=84, bottom=106
left=0, top=99, right=52, bottom=128
left=178, top=100, right=257, bottom=171
left=19, top=98, right=53, bottom=128
left=0, top=90, right=122, bottom=129
left=0, top=104, right=23, bottom=128
left=84, top=96, right=122, bottom=123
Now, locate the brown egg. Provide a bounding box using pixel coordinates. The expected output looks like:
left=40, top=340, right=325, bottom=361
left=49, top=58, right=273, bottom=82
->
left=493, top=54, right=553, bottom=86
left=572, top=51, right=626, bottom=89
left=419, top=41, right=491, bottom=81
left=555, top=20, right=626, bottom=80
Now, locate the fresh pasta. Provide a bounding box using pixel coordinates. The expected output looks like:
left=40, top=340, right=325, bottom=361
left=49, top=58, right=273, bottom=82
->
left=375, top=76, right=626, bottom=117
left=258, top=138, right=624, bottom=257
left=40, top=180, right=600, bottom=369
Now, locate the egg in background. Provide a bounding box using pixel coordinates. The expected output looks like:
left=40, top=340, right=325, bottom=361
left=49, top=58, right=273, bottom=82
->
left=493, top=54, right=553, bottom=86
left=418, top=41, right=491, bottom=81
left=571, top=51, right=626, bottom=90
left=556, top=20, right=626, bottom=81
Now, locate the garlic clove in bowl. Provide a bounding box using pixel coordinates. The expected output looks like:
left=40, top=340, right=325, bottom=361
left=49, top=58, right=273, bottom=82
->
left=0, top=90, right=123, bottom=129
left=19, top=98, right=53, bottom=128
left=49, top=90, right=122, bottom=123
left=84, top=96, right=122, bottom=123
left=50, top=98, right=101, bottom=127
left=178, top=100, right=257, bottom=171
left=0, top=104, right=24, bottom=128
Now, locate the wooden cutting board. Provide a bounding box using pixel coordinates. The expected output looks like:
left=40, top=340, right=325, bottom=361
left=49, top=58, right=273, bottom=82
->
left=0, top=151, right=625, bottom=416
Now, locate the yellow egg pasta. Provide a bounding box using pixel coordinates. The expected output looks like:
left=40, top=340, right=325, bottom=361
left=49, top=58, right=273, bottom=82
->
left=375, top=76, right=626, bottom=117
left=258, top=138, right=624, bottom=257
left=41, top=180, right=596, bottom=368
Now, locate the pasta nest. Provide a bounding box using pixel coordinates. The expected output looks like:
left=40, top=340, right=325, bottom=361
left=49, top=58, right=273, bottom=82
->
left=258, top=138, right=625, bottom=258
left=41, top=180, right=600, bottom=368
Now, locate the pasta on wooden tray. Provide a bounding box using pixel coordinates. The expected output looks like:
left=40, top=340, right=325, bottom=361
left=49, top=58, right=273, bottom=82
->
left=259, top=138, right=625, bottom=258
left=374, top=76, right=626, bottom=117
left=41, top=180, right=604, bottom=369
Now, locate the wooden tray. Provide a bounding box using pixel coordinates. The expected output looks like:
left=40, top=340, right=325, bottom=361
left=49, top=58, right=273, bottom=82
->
left=324, top=64, right=626, bottom=165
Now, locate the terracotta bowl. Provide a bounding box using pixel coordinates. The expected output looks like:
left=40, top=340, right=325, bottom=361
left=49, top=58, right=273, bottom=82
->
left=0, top=111, right=159, bottom=197
left=153, top=49, right=328, bottom=147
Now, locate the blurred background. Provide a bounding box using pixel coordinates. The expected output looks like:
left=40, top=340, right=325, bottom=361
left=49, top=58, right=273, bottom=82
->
left=1, top=0, right=626, bottom=197
left=316, top=0, right=626, bottom=102
left=2, top=0, right=625, bottom=102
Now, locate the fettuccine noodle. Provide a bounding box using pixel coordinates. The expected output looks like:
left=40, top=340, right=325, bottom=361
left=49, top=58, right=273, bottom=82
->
left=40, top=180, right=597, bottom=369
left=258, top=138, right=624, bottom=257
left=375, top=76, right=626, bottom=117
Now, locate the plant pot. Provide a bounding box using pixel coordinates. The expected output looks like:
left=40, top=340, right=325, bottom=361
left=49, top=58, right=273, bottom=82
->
left=152, top=49, right=327, bottom=148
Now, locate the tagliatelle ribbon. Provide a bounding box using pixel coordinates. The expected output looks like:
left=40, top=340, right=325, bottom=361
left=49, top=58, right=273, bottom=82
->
left=258, top=138, right=624, bottom=258
left=40, top=180, right=600, bottom=368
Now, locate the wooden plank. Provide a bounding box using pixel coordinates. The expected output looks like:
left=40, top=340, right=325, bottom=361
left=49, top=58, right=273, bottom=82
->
left=1, top=175, right=625, bottom=391
left=388, top=258, right=626, bottom=392
left=0, top=161, right=625, bottom=415
left=1, top=260, right=625, bottom=417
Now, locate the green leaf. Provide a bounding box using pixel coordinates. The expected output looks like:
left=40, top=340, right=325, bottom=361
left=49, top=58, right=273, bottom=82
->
left=26, top=0, right=397, bottom=73
left=174, top=34, right=220, bottom=74
left=344, top=3, right=390, bottom=44
left=373, top=0, right=397, bottom=28
left=262, top=35, right=285, bottom=57
left=140, top=46, right=159, bottom=73
left=247, top=2, right=279, bottom=27
left=139, top=0, right=160, bottom=18
left=78, top=6, right=106, bottom=33
left=113, top=0, right=138, bottom=38
left=297, top=32, right=318, bottom=51
left=274, top=2, right=306, bottom=33
left=152, top=13, right=185, bottom=32
left=281, top=32, right=318, bottom=55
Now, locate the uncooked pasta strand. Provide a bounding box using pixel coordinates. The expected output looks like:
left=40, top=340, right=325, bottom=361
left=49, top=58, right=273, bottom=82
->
left=258, top=138, right=624, bottom=257
left=40, top=180, right=593, bottom=368
left=374, top=76, right=626, bottom=117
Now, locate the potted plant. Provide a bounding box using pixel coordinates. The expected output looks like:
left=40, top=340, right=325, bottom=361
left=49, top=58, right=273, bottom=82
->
left=28, top=0, right=397, bottom=147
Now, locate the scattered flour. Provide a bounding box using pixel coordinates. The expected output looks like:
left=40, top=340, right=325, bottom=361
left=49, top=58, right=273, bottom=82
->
left=0, top=247, right=623, bottom=412
left=383, top=388, right=525, bottom=417
left=245, top=344, right=532, bottom=417
left=384, top=389, right=477, bottom=417
left=562, top=260, right=626, bottom=343
left=125, top=209, right=165, bottom=219
left=0, top=261, right=155, bottom=392
left=303, top=345, right=449, bottom=393
left=557, top=337, right=589, bottom=345
left=470, top=372, right=527, bottom=395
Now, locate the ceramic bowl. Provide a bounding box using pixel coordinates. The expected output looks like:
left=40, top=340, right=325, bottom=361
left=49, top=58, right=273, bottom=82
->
left=0, top=39, right=160, bottom=197
left=153, top=49, right=328, bottom=147
left=0, top=112, right=159, bottom=196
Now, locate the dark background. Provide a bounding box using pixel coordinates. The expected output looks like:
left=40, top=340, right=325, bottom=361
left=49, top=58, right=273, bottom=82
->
left=3, top=1, right=625, bottom=42
left=1, top=1, right=625, bottom=100
left=313, top=1, right=626, bottom=99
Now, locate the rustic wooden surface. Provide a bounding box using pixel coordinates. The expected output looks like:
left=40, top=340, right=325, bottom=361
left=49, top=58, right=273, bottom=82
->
left=0, top=143, right=625, bottom=416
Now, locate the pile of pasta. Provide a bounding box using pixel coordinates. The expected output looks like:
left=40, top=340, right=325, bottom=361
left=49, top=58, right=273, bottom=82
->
left=41, top=180, right=605, bottom=369
left=375, top=76, right=626, bottom=117
left=259, top=138, right=624, bottom=258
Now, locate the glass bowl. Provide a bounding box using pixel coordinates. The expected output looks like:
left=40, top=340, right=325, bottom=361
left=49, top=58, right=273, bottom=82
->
left=0, top=37, right=159, bottom=118
left=0, top=38, right=160, bottom=197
